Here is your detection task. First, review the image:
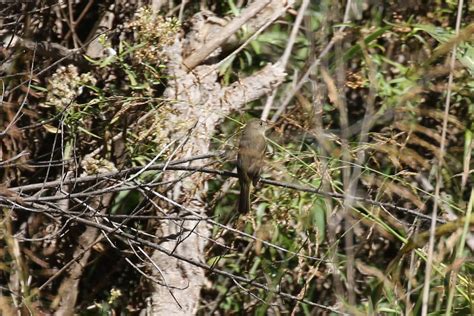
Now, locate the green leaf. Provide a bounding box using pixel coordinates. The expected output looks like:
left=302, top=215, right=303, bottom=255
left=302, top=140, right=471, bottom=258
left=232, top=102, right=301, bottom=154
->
left=77, top=126, right=101, bottom=139
left=343, top=25, right=392, bottom=62
left=459, top=45, right=474, bottom=75
left=30, top=84, right=48, bottom=92
left=124, top=68, right=138, bottom=86
left=311, top=198, right=326, bottom=244
left=120, top=41, right=147, bottom=58
left=413, top=23, right=474, bottom=74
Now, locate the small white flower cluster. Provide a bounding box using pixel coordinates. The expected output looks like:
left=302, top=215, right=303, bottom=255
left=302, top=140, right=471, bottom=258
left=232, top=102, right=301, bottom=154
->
left=128, top=7, right=180, bottom=66
left=45, top=64, right=97, bottom=109
left=81, top=153, right=118, bottom=176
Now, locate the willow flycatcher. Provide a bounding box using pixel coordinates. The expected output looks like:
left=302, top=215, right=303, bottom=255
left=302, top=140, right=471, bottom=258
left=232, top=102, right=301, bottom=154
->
left=237, top=119, right=267, bottom=213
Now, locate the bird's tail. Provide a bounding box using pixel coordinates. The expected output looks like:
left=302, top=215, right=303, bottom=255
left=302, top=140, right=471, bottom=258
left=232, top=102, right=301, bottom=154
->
left=239, top=181, right=251, bottom=213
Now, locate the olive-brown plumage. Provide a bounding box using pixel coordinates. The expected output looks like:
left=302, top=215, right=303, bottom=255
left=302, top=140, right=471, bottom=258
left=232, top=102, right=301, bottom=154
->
left=237, top=119, right=266, bottom=213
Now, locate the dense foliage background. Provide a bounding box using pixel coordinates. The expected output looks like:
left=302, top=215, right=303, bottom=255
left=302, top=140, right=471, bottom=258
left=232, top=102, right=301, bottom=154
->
left=0, top=0, right=472, bottom=315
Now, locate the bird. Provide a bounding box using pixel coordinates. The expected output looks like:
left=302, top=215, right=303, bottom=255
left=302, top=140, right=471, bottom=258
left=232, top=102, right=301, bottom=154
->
left=237, top=118, right=267, bottom=213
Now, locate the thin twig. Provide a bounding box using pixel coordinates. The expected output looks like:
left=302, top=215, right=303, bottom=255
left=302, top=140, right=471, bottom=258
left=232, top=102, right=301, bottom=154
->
left=61, top=213, right=344, bottom=314
left=261, top=0, right=310, bottom=120
left=0, top=43, right=36, bottom=136
left=10, top=161, right=444, bottom=223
